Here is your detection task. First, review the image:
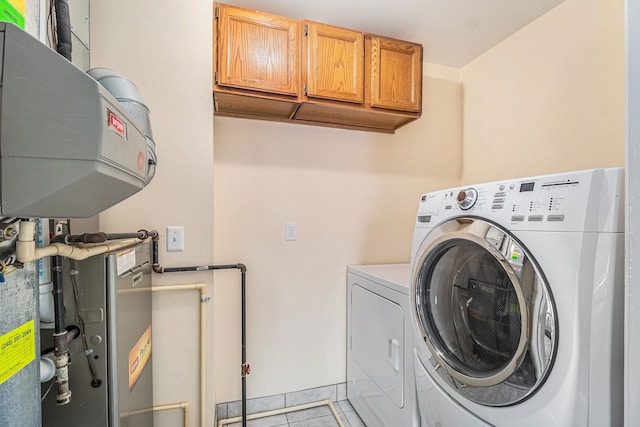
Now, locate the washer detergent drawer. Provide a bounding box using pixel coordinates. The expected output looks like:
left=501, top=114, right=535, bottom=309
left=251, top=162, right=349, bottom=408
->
left=352, top=284, right=404, bottom=407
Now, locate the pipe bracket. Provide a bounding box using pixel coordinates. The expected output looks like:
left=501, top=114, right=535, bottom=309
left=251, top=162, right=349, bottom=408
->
left=241, top=363, right=251, bottom=377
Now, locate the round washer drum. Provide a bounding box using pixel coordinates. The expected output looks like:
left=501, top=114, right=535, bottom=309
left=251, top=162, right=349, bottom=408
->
left=412, top=217, right=558, bottom=407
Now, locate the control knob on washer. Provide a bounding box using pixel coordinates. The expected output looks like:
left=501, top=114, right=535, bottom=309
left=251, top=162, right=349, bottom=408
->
left=457, top=188, right=478, bottom=210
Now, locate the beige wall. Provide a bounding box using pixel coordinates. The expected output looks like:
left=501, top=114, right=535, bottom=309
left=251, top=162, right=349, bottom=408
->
left=460, top=0, right=625, bottom=184
left=90, top=1, right=215, bottom=426
left=90, top=0, right=463, bottom=417
left=213, top=69, right=462, bottom=402
left=88, top=0, right=625, bottom=417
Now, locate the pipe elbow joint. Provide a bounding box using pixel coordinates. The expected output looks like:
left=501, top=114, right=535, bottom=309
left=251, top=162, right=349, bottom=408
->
left=237, top=263, right=247, bottom=273
left=16, top=241, right=35, bottom=263
left=152, top=264, right=164, bottom=274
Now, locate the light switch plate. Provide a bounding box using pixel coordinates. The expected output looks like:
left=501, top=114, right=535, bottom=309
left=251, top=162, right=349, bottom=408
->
left=167, top=226, right=184, bottom=251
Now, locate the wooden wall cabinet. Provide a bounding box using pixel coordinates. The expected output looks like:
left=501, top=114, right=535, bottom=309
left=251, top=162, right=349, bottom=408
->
left=370, top=36, right=422, bottom=112
left=213, top=3, right=423, bottom=133
left=213, top=3, right=301, bottom=120
left=305, top=21, right=364, bottom=104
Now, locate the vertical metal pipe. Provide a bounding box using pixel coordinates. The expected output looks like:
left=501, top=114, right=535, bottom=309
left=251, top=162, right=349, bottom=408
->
left=52, top=255, right=72, bottom=405
left=52, top=256, right=65, bottom=334
left=152, top=237, right=159, bottom=264
left=150, top=253, right=248, bottom=426
left=242, top=268, right=247, bottom=427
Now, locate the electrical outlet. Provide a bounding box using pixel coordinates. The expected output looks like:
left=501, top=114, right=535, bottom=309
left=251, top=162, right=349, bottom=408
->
left=286, top=222, right=296, bottom=241
left=167, top=226, right=184, bottom=251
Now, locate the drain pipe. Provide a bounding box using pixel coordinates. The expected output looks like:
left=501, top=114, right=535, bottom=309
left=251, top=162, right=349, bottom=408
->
left=151, top=236, right=249, bottom=427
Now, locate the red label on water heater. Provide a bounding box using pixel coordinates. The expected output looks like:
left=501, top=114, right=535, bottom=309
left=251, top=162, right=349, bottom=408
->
left=108, top=110, right=127, bottom=139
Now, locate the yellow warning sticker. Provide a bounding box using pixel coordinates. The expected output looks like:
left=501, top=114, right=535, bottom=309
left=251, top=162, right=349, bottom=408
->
left=0, top=319, right=35, bottom=385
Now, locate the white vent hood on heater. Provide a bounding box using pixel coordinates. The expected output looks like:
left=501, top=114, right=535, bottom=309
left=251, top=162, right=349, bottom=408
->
left=0, top=23, right=156, bottom=218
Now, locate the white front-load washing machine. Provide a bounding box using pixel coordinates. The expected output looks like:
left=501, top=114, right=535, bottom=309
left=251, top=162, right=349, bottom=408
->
left=347, top=264, right=419, bottom=427
left=409, top=168, right=624, bottom=426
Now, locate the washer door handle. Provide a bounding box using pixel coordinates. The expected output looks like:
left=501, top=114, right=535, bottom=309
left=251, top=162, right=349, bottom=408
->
left=388, top=338, right=401, bottom=372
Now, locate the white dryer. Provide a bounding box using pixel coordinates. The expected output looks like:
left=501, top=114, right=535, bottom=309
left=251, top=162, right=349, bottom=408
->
left=347, top=264, right=419, bottom=427
left=409, top=168, right=624, bottom=426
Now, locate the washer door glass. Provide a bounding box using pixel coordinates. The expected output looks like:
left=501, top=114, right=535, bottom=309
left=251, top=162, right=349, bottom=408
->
left=414, top=218, right=557, bottom=406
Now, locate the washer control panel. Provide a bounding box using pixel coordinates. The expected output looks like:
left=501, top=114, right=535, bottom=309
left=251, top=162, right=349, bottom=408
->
left=415, top=168, right=623, bottom=232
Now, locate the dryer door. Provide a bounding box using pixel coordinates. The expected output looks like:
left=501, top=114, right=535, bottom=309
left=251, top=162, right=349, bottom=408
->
left=412, top=217, right=557, bottom=406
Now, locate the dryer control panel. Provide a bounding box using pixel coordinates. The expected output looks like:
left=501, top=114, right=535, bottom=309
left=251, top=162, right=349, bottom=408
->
left=415, top=168, right=623, bottom=233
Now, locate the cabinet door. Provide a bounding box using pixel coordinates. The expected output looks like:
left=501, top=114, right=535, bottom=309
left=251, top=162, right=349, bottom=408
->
left=216, top=4, right=300, bottom=96
left=370, top=37, right=422, bottom=112
left=306, top=21, right=364, bottom=103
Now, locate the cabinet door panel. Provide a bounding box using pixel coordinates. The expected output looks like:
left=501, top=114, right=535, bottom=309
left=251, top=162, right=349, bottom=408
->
left=306, top=22, right=364, bottom=103
left=370, top=37, right=422, bottom=112
left=217, top=5, right=299, bottom=96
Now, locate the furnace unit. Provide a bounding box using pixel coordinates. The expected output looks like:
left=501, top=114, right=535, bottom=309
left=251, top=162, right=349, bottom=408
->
left=41, top=242, right=153, bottom=427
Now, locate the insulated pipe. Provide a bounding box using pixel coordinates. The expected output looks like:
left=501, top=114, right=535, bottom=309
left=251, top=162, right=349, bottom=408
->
left=53, top=348, right=71, bottom=405
left=17, top=221, right=145, bottom=263
left=101, top=230, right=156, bottom=241
left=51, top=230, right=156, bottom=245
left=54, top=0, right=72, bottom=61
left=51, top=233, right=108, bottom=244
left=151, top=237, right=248, bottom=427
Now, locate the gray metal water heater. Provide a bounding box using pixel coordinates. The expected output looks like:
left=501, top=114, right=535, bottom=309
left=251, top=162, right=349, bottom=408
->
left=0, top=23, right=156, bottom=218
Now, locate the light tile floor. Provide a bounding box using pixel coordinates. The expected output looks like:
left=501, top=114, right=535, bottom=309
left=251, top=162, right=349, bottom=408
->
left=218, top=383, right=366, bottom=427
left=223, top=400, right=365, bottom=427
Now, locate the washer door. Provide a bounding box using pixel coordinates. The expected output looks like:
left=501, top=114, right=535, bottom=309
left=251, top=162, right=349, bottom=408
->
left=413, top=217, right=557, bottom=406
